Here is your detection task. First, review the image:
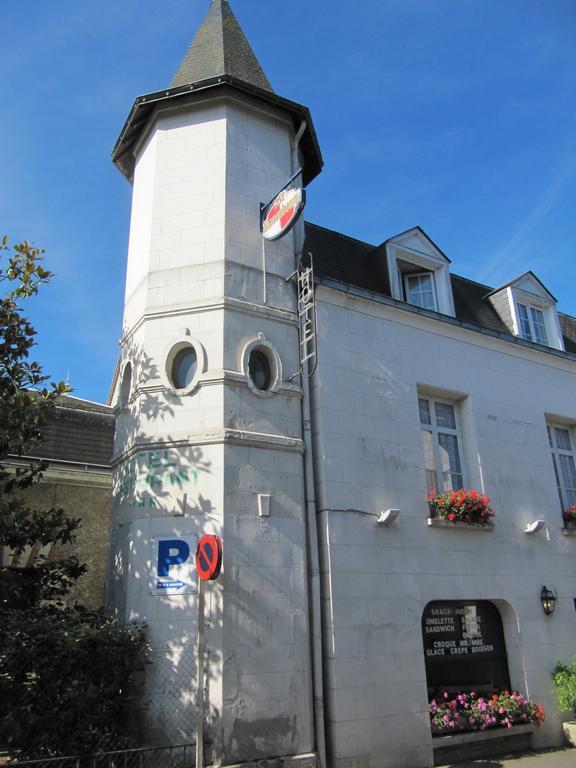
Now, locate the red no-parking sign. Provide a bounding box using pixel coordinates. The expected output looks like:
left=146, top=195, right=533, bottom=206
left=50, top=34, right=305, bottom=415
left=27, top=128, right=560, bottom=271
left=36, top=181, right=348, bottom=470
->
left=195, top=535, right=222, bottom=581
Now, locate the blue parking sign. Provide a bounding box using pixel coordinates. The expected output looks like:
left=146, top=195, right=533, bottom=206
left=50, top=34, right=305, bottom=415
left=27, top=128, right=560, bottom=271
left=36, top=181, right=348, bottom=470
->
left=151, top=535, right=197, bottom=595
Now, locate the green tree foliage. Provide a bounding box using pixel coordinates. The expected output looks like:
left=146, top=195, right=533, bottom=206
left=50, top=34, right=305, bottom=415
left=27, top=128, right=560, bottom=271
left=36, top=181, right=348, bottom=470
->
left=0, top=607, right=147, bottom=758
left=0, top=236, right=148, bottom=759
left=552, top=658, right=576, bottom=718
left=0, top=235, right=80, bottom=608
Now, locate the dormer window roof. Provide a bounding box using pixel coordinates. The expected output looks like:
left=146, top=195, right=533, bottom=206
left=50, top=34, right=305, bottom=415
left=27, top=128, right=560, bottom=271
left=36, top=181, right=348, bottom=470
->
left=385, top=227, right=456, bottom=317
left=304, top=221, right=575, bottom=357
left=486, top=271, right=564, bottom=351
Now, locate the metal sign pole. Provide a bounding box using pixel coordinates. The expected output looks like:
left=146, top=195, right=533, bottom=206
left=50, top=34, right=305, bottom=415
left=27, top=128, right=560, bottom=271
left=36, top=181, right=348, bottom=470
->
left=196, top=578, right=205, bottom=768
left=262, top=237, right=267, bottom=305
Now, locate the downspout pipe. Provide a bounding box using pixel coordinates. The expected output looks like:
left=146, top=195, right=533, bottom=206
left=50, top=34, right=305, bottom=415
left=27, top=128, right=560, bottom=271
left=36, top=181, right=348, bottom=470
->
left=291, top=121, right=328, bottom=768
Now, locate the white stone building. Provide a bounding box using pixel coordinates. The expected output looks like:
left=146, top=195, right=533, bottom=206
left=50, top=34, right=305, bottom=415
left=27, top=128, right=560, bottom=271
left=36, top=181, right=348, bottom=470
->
left=106, top=2, right=576, bottom=767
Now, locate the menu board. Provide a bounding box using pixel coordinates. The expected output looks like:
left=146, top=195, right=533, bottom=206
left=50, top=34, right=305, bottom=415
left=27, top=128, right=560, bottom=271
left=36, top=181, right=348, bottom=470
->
left=423, top=602, right=501, bottom=660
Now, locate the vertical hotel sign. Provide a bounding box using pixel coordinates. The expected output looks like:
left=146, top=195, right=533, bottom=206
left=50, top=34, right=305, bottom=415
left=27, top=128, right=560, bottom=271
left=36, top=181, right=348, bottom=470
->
left=296, top=253, right=317, bottom=374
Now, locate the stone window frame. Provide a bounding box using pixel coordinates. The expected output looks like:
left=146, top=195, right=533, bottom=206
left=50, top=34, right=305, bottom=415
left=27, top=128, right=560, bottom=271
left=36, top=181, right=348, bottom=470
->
left=162, top=335, right=206, bottom=397
left=118, top=360, right=133, bottom=409
left=241, top=334, right=282, bottom=399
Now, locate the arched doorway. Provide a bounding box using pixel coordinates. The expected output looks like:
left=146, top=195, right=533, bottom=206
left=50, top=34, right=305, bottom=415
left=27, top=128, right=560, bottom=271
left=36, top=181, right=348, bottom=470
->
left=422, top=600, right=511, bottom=698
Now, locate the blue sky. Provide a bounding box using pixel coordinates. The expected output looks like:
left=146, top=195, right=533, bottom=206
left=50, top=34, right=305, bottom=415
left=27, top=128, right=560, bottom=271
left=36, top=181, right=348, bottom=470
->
left=1, top=0, right=575, bottom=403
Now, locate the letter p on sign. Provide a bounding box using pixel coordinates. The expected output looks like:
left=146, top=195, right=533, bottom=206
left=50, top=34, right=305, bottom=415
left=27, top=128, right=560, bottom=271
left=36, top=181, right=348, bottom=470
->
left=150, top=535, right=197, bottom=596
left=157, top=539, right=191, bottom=577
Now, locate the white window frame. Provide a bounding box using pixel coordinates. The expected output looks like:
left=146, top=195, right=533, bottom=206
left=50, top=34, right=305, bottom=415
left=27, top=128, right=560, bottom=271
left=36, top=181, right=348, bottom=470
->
left=547, top=422, right=576, bottom=511
left=403, top=272, right=438, bottom=311
left=419, top=396, right=466, bottom=493
left=516, top=302, right=548, bottom=345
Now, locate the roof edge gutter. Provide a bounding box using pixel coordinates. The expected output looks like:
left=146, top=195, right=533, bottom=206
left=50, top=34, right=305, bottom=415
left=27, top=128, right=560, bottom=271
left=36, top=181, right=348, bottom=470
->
left=112, top=76, right=323, bottom=185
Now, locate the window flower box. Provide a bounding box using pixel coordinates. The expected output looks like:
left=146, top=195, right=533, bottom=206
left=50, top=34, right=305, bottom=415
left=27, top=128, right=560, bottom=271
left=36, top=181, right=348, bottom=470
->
left=562, top=507, right=576, bottom=535
left=429, top=690, right=545, bottom=736
left=432, top=723, right=535, bottom=765
left=427, top=518, right=494, bottom=531
left=428, top=489, right=494, bottom=527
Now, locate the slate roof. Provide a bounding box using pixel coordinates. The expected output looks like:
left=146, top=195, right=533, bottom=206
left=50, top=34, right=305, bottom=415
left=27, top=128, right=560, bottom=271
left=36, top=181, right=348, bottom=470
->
left=25, top=396, right=115, bottom=468
left=559, top=314, right=576, bottom=355
left=305, top=221, right=576, bottom=354
left=171, top=0, right=273, bottom=92
left=304, top=223, right=389, bottom=295
left=450, top=275, right=510, bottom=335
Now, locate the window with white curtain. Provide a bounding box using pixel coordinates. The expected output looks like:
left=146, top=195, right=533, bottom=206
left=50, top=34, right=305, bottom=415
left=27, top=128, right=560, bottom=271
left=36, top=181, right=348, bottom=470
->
left=547, top=423, right=576, bottom=510
left=419, top=396, right=465, bottom=492
left=517, top=303, right=548, bottom=345
left=404, top=272, right=437, bottom=310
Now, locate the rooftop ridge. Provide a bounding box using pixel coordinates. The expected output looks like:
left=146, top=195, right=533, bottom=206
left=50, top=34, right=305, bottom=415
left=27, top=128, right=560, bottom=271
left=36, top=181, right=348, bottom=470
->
left=170, top=0, right=274, bottom=92
left=450, top=272, right=495, bottom=292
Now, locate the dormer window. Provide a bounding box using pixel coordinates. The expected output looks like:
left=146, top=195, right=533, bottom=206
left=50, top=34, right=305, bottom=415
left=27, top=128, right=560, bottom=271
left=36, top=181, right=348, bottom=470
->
left=486, top=272, right=564, bottom=351
left=385, top=227, right=455, bottom=317
left=517, top=303, right=548, bottom=345
left=404, top=272, right=436, bottom=311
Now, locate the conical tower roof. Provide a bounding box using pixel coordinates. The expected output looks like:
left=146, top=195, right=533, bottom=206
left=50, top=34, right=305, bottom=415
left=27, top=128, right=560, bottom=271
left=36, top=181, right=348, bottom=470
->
left=113, top=0, right=323, bottom=186
left=171, top=0, right=274, bottom=92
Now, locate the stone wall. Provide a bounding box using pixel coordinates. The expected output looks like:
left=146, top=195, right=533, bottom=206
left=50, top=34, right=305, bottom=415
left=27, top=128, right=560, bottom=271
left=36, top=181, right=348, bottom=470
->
left=311, top=285, right=576, bottom=768
left=9, top=465, right=112, bottom=609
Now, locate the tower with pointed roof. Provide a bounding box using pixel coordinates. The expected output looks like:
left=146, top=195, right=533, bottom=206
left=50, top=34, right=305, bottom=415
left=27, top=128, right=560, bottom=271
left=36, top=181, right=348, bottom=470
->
left=108, top=1, right=323, bottom=764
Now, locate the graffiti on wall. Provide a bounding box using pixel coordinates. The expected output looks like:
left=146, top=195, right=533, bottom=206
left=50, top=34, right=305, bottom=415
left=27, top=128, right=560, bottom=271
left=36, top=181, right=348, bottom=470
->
left=114, top=449, right=205, bottom=509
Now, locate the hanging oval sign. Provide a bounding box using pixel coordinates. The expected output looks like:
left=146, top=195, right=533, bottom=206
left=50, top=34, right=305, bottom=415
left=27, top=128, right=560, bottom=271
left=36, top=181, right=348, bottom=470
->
left=196, top=534, right=222, bottom=581
left=261, top=187, right=306, bottom=241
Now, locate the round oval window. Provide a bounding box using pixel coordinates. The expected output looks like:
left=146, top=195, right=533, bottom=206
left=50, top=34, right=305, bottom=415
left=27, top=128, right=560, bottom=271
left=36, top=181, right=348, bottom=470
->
left=171, top=346, right=198, bottom=390
left=248, top=349, right=272, bottom=391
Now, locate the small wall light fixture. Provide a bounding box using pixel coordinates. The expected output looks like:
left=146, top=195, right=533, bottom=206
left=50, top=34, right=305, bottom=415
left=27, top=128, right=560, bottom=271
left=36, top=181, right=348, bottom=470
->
left=541, top=586, right=556, bottom=616
left=376, top=509, right=400, bottom=526
left=524, top=520, right=546, bottom=535
left=257, top=493, right=271, bottom=518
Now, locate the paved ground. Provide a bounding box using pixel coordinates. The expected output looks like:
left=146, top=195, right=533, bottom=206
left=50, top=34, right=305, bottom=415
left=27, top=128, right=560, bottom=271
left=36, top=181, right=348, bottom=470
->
left=439, top=747, right=575, bottom=768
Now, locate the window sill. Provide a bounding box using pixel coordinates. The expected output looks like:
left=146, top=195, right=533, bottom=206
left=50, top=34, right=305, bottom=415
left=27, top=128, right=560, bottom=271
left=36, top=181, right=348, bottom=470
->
left=427, top=518, right=494, bottom=531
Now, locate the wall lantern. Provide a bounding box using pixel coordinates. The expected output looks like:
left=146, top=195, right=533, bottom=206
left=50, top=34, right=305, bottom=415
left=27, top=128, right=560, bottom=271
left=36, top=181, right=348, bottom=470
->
left=540, top=586, right=556, bottom=616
